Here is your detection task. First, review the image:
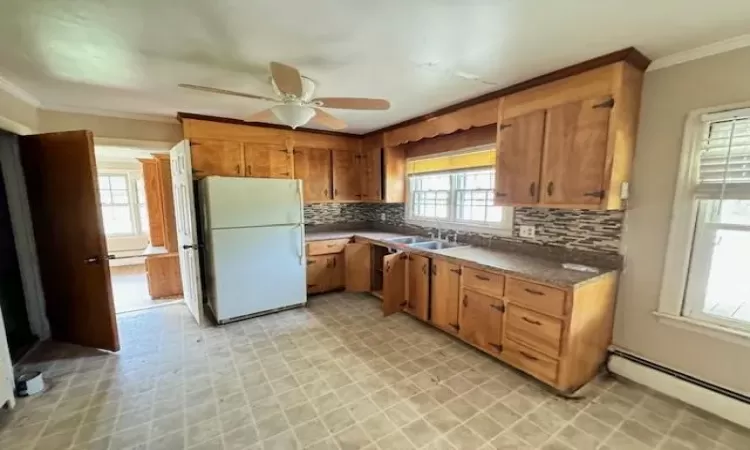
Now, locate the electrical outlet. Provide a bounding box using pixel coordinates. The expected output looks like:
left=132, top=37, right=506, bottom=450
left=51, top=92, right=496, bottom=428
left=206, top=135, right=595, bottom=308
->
left=380, top=213, right=386, bottom=221
left=519, top=225, right=535, bottom=238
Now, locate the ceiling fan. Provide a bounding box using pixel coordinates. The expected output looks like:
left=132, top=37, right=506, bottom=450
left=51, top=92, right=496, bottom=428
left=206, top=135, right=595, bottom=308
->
left=179, top=62, right=391, bottom=130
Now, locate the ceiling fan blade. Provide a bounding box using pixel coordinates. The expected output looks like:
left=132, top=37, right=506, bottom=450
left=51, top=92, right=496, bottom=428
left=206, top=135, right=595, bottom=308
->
left=312, top=97, right=390, bottom=110
left=245, top=109, right=276, bottom=123
left=178, top=84, right=277, bottom=102
left=269, top=62, right=303, bottom=97
left=312, top=108, right=347, bottom=130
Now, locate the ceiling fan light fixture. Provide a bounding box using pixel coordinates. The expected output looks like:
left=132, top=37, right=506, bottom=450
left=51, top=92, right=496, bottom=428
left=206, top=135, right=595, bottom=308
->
left=271, top=104, right=315, bottom=129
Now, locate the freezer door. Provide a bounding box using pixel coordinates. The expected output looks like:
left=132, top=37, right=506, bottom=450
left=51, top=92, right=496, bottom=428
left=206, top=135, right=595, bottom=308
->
left=209, top=224, right=306, bottom=321
left=205, top=177, right=303, bottom=229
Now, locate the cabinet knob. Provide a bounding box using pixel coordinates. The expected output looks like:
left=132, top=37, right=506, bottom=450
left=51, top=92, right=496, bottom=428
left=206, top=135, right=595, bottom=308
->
left=529, top=182, right=536, bottom=198
left=546, top=182, right=554, bottom=196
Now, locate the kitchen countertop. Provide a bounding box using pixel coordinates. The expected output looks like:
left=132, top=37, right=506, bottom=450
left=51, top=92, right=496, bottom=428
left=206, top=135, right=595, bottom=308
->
left=305, top=230, right=615, bottom=288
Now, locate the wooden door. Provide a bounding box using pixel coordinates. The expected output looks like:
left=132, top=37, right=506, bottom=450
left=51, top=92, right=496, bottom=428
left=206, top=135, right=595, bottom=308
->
left=459, top=289, right=503, bottom=353
left=345, top=243, right=371, bottom=292
left=328, top=254, right=345, bottom=290
left=495, top=110, right=546, bottom=204
left=332, top=150, right=361, bottom=201
left=540, top=96, right=613, bottom=206
left=382, top=252, right=407, bottom=316
left=19, top=131, right=119, bottom=351
left=154, top=156, right=178, bottom=252
left=306, top=255, right=328, bottom=294
left=294, top=147, right=331, bottom=202
left=430, top=260, right=460, bottom=333
left=244, top=143, right=293, bottom=179
left=191, top=139, right=243, bottom=177
left=360, top=146, right=382, bottom=201
left=406, top=254, right=430, bottom=321
left=170, top=140, right=203, bottom=325
left=139, top=159, right=165, bottom=246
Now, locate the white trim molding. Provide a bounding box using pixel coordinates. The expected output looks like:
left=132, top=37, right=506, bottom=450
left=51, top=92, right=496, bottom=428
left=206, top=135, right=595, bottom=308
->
left=648, top=34, right=750, bottom=72
left=0, top=75, right=40, bottom=107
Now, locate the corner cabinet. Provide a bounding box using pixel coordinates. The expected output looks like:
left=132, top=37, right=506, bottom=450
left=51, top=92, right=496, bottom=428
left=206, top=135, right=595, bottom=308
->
left=495, top=62, right=643, bottom=210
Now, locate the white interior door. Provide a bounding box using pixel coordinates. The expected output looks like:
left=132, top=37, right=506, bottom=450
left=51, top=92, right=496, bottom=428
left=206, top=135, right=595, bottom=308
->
left=170, top=140, right=203, bottom=325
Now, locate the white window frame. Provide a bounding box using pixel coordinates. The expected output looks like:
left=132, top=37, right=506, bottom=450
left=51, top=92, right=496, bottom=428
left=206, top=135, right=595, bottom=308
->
left=657, top=102, right=750, bottom=342
left=405, top=153, right=514, bottom=237
left=98, top=169, right=147, bottom=237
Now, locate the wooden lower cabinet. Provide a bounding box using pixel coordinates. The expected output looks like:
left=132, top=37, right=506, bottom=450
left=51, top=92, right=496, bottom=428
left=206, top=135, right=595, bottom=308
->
left=406, top=254, right=429, bottom=321
left=329, top=254, right=344, bottom=290
left=458, top=288, right=504, bottom=354
left=145, top=253, right=183, bottom=298
left=383, top=252, right=407, bottom=316
left=306, top=253, right=344, bottom=294
left=430, top=260, right=460, bottom=333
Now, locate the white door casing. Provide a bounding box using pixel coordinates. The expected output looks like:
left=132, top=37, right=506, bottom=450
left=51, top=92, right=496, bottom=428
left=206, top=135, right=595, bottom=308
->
left=170, top=140, right=203, bottom=325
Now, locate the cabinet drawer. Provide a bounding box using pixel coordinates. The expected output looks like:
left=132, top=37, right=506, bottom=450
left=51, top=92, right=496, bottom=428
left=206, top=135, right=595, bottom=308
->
left=506, top=278, right=566, bottom=316
left=307, top=239, right=351, bottom=256
left=462, top=267, right=505, bottom=297
left=505, top=304, right=563, bottom=357
left=502, top=339, right=559, bottom=385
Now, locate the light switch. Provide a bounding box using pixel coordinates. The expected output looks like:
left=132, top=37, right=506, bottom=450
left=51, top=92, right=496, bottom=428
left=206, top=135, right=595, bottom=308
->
left=519, top=225, right=535, bottom=238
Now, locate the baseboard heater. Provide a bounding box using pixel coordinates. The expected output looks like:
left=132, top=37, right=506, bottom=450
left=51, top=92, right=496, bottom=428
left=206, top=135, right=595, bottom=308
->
left=608, top=348, right=750, bottom=429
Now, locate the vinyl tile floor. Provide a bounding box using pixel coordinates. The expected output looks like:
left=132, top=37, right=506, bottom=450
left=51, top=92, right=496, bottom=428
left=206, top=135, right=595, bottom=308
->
left=1, top=292, right=749, bottom=450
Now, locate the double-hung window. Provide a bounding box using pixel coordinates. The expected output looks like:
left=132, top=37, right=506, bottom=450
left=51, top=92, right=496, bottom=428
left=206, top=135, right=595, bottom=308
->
left=660, top=107, right=750, bottom=333
left=98, top=173, right=147, bottom=237
left=406, top=148, right=513, bottom=235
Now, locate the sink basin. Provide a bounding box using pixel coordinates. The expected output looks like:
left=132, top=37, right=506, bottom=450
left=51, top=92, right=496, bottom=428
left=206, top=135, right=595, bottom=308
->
left=386, top=236, right=433, bottom=244
left=408, top=240, right=466, bottom=250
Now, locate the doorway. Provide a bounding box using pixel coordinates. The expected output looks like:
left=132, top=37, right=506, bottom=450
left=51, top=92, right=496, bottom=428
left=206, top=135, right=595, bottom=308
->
left=94, top=146, right=183, bottom=314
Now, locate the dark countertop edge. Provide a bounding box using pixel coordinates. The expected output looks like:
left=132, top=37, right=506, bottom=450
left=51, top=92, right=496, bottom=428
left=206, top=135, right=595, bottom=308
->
left=305, top=230, right=617, bottom=289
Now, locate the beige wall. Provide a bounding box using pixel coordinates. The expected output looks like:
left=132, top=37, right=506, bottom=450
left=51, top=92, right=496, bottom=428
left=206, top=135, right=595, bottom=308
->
left=615, top=47, right=750, bottom=396
left=38, top=110, right=181, bottom=144
left=0, top=90, right=37, bottom=134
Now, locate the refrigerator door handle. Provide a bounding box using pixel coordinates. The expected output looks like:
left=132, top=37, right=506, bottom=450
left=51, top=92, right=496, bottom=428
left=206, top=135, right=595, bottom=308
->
left=296, top=224, right=304, bottom=266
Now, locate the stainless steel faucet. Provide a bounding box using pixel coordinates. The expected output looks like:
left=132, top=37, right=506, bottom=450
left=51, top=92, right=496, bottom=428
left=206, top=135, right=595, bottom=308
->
left=448, top=232, right=458, bottom=244
left=435, top=218, right=443, bottom=240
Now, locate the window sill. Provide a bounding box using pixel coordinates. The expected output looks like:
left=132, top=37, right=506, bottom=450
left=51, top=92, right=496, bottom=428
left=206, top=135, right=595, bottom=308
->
left=653, top=311, right=750, bottom=349
left=405, top=218, right=513, bottom=238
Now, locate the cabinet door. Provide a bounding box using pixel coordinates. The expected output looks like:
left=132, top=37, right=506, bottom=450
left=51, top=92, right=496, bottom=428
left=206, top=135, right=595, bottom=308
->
left=328, top=254, right=345, bottom=290
left=495, top=110, right=546, bottom=204
left=294, top=147, right=331, bottom=202
left=244, top=143, right=293, bottom=179
left=540, top=96, right=612, bottom=206
left=360, top=146, right=382, bottom=201
left=459, top=289, right=504, bottom=354
left=332, top=150, right=361, bottom=201
left=155, top=156, right=178, bottom=253
left=406, top=254, right=430, bottom=321
left=140, top=159, right=165, bottom=246
left=383, top=252, right=407, bottom=316
left=191, top=139, right=243, bottom=177
left=345, top=243, right=371, bottom=292
left=306, top=255, right=328, bottom=294
left=430, top=260, right=460, bottom=333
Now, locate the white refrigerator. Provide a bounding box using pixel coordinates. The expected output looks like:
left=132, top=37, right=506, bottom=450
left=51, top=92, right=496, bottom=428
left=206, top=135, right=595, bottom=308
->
left=199, top=176, right=306, bottom=324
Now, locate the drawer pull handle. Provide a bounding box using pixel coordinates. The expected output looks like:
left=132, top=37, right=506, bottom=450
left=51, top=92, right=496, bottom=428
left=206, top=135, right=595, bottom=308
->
left=306, top=260, right=315, bottom=265
left=520, top=351, right=539, bottom=361
left=463, top=295, right=468, bottom=307
left=326, top=244, right=336, bottom=248
left=522, top=317, right=542, bottom=326
left=475, top=275, right=491, bottom=281
left=524, top=288, right=545, bottom=296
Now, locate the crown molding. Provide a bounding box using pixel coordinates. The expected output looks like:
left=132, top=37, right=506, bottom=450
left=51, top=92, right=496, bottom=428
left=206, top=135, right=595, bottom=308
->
left=39, top=104, right=179, bottom=124
left=648, top=34, right=750, bottom=72
left=0, top=75, right=40, bottom=107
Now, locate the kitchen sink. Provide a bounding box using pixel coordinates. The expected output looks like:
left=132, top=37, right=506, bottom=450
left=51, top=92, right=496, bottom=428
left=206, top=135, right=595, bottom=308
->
left=386, top=236, right=433, bottom=244
left=408, top=240, right=467, bottom=250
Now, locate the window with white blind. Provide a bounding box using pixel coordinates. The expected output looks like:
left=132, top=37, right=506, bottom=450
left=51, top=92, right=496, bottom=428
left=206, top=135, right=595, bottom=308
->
left=660, top=107, right=750, bottom=334
left=406, top=148, right=513, bottom=235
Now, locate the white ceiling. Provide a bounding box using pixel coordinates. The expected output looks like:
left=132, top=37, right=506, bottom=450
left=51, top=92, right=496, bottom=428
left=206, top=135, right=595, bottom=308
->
left=1, top=0, right=749, bottom=134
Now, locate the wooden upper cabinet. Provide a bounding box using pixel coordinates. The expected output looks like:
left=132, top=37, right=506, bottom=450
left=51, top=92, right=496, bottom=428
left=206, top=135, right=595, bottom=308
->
left=495, top=110, right=546, bottom=205
left=360, top=146, right=382, bottom=201
left=332, top=149, right=361, bottom=201
left=294, top=147, right=331, bottom=203
left=406, top=254, right=429, bottom=321
left=540, top=96, right=613, bottom=206
left=244, top=143, right=293, bottom=179
left=430, top=260, right=460, bottom=334
left=191, top=139, right=243, bottom=177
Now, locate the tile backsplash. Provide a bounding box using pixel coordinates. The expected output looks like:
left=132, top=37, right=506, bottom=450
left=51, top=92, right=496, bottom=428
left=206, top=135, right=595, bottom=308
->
left=304, top=203, right=624, bottom=255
